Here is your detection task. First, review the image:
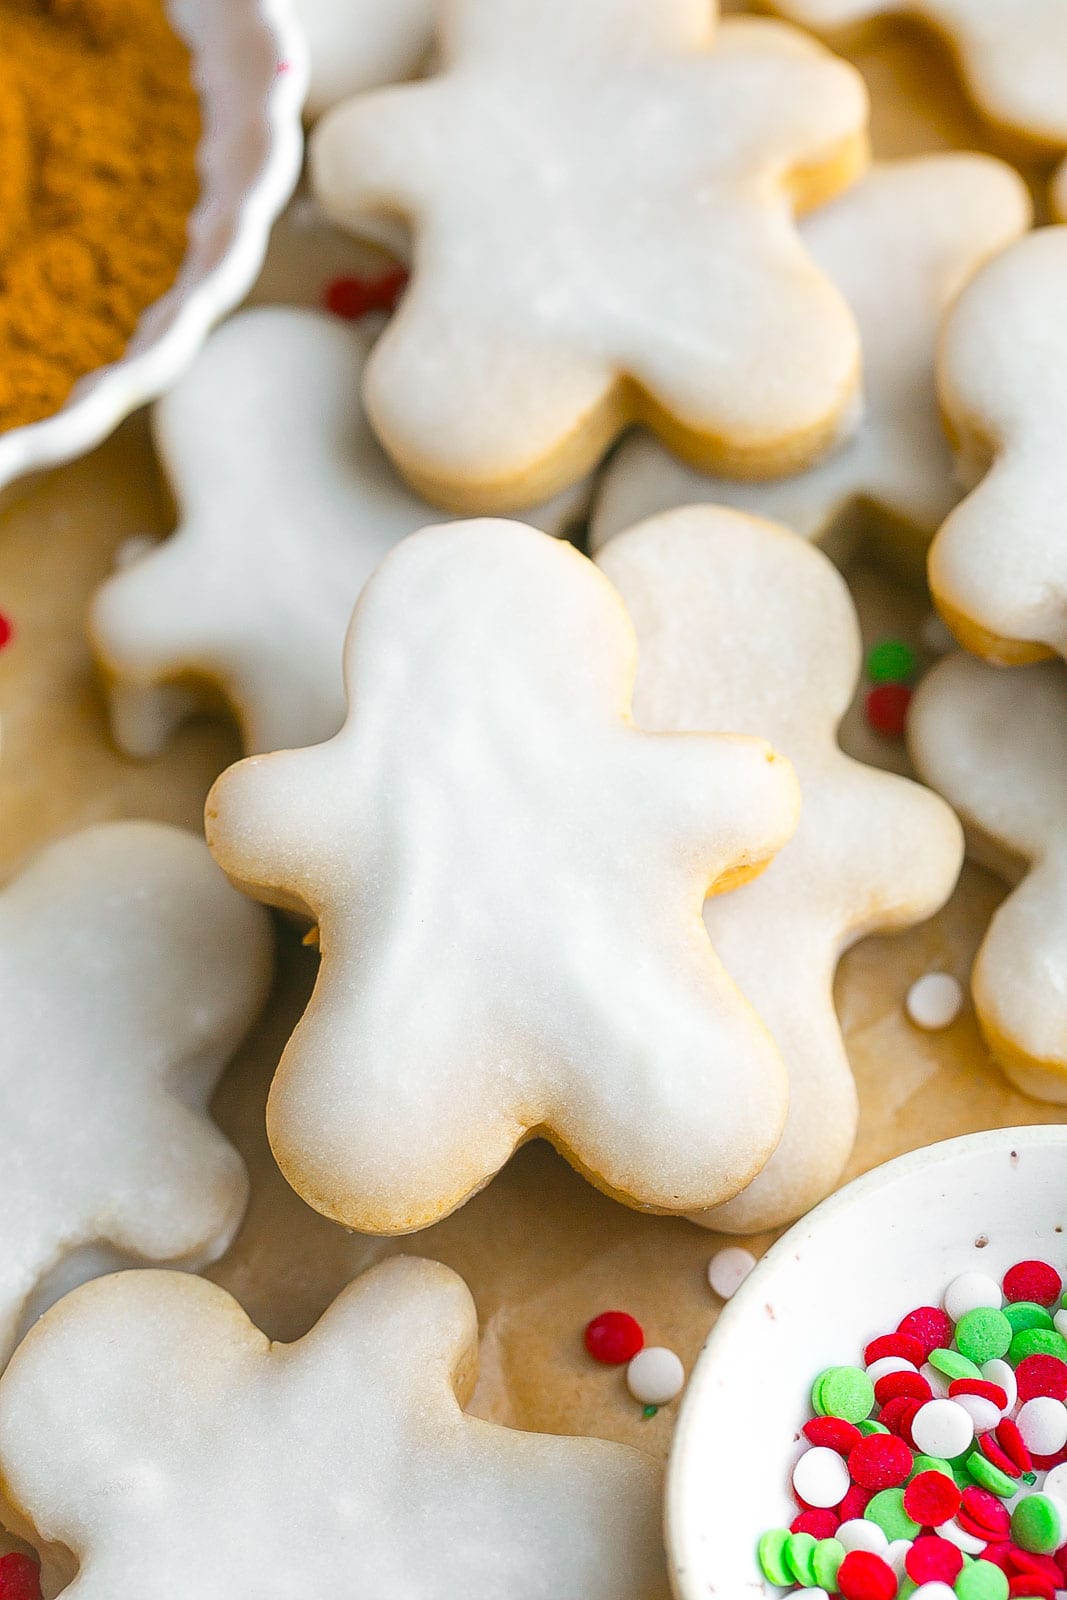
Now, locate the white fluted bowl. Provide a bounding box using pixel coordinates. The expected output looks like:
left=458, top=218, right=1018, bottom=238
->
left=0, top=0, right=307, bottom=501
left=667, top=1127, right=1067, bottom=1599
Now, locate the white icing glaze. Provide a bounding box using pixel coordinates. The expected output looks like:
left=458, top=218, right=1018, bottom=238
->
left=909, top=651, right=1067, bottom=1100
left=0, top=1260, right=670, bottom=1598
left=770, top=0, right=1067, bottom=153
left=590, top=156, right=1030, bottom=556
left=928, top=228, right=1067, bottom=661
left=310, top=5, right=869, bottom=508
left=597, top=506, right=963, bottom=1232
left=206, top=520, right=802, bottom=1232
left=0, top=822, right=273, bottom=1367
left=90, top=308, right=586, bottom=759
left=294, top=0, right=435, bottom=119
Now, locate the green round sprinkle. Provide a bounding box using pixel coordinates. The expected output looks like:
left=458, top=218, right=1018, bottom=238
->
left=1012, top=1493, right=1066, bottom=1555
left=865, top=1487, right=920, bottom=1542
left=812, top=1539, right=844, bottom=1592
left=867, top=638, right=917, bottom=684
left=1010, top=1327, right=1067, bottom=1364
left=785, top=1531, right=818, bottom=1587
left=965, top=1450, right=1018, bottom=1498
left=1005, top=1302, right=1055, bottom=1334
left=930, top=1346, right=984, bottom=1381
left=909, top=1454, right=953, bottom=1481
left=642, top=1405, right=658, bottom=1419
left=758, top=1529, right=794, bottom=1588
left=812, top=1366, right=875, bottom=1424
left=952, top=1460, right=979, bottom=1489
left=955, top=1307, right=1014, bottom=1364
left=955, top=1562, right=1009, bottom=1600
left=857, top=1419, right=890, bottom=1436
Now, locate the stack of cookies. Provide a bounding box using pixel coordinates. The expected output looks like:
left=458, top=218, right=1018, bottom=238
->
left=4, top=0, right=1067, bottom=1592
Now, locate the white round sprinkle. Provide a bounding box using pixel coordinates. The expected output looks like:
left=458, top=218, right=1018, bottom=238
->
left=936, top=1519, right=987, bottom=1556
left=114, top=534, right=157, bottom=571
left=951, top=1393, right=1002, bottom=1435
left=626, top=1347, right=684, bottom=1406
left=944, top=1271, right=1003, bottom=1322
left=1042, top=1462, right=1067, bottom=1503
left=885, top=1540, right=912, bottom=1579
left=921, top=1362, right=950, bottom=1398
left=920, top=612, right=957, bottom=655
left=837, top=1519, right=889, bottom=1554
left=1017, top=1396, right=1067, bottom=1456
left=707, top=1246, right=757, bottom=1300
left=906, top=972, right=964, bottom=1031
left=791, top=1446, right=851, bottom=1510
left=911, top=1398, right=975, bottom=1460
left=911, top=1586, right=958, bottom=1600
left=866, top=1355, right=918, bottom=1383
left=1055, top=1309, right=1067, bottom=1340
left=983, top=1358, right=1017, bottom=1413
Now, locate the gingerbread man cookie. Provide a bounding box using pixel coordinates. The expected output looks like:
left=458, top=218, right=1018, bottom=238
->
left=294, top=0, right=435, bottom=119
left=0, top=821, right=273, bottom=1367
left=0, top=1260, right=669, bottom=1598
left=597, top=505, right=963, bottom=1232
left=768, top=1, right=1067, bottom=165
left=310, top=3, right=870, bottom=512
left=927, top=228, right=1067, bottom=665
left=590, top=156, right=1030, bottom=564
left=90, top=308, right=586, bottom=759
left=909, top=651, right=1067, bottom=1103
left=206, top=520, right=802, bottom=1233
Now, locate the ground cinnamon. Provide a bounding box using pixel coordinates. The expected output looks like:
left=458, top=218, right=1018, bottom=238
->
left=0, top=0, right=200, bottom=432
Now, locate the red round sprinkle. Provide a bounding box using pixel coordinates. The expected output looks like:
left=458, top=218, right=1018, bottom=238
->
left=1010, top=1551, right=1064, bottom=1585
left=875, top=1370, right=932, bottom=1405
left=905, top=1536, right=964, bottom=1586
left=583, top=1311, right=644, bottom=1365
left=804, top=1416, right=863, bottom=1454
left=848, top=1432, right=913, bottom=1490
left=950, top=1378, right=1009, bottom=1409
left=897, top=1305, right=953, bottom=1356
left=865, top=682, right=913, bottom=738
left=865, top=1333, right=927, bottom=1368
left=838, top=1550, right=898, bottom=1600
left=0, top=1556, right=42, bottom=1600
left=959, top=1487, right=1011, bottom=1540
left=0, top=613, right=12, bottom=651
left=904, top=1469, right=962, bottom=1527
left=1008, top=1575, right=1055, bottom=1600
left=791, top=1509, right=840, bottom=1539
left=982, top=1545, right=1017, bottom=1575
left=1015, top=1353, right=1067, bottom=1403
left=1003, top=1260, right=1063, bottom=1306
left=996, top=1418, right=1033, bottom=1474
left=323, top=267, right=409, bottom=321
left=839, top=1485, right=874, bottom=1522
left=978, top=1433, right=1022, bottom=1480
left=879, top=1395, right=922, bottom=1446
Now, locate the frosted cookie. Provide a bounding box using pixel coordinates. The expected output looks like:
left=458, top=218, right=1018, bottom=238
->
left=90, top=308, right=586, bottom=759
left=597, top=506, right=963, bottom=1232
left=0, top=1260, right=669, bottom=1599
left=768, top=0, right=1067, bottom=159
left=909, top=651, right=1067, bottom=1102
left=590, top=156, right=1031, bottom=564
left=295, top=0, right=434, bottom=119
left=928, top=228, right=1067, bottom=666
left=206, top=520, right=801, bottom=1233
left=310, top=5, right=870, bottom=513
left=0, top=821, right=273, bottom=1367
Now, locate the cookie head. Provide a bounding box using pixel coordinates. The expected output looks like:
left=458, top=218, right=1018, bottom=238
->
left=207, top=519, right=801, bottom=1231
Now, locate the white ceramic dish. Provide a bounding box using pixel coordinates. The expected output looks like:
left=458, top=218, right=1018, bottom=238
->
left=667, top=1126, right=1067, bottom=1599
left=0, top=0, right=307, bottom=502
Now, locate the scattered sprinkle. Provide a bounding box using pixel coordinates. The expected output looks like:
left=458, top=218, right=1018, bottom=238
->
left=907, top=972, right=965, bottom=1032
left=0, top=1554, right=42, bottom=1600
left=0, top=611, right=12, bottom=651
left=867, top=639, right=917, bottom=685
left=626, top=1346, right=684, bottom=1406
left=865, top=683, right=913, bottom=739
left=707, top=1245, right=757, bottom=1300
left=323, top=268, right=409, bottom=321
left=584, top=1310, right=643, bottom=1366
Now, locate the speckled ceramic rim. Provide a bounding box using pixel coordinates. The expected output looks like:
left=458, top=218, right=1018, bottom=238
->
left=0, top=0, right=308, bottom=501
left=666, top=1125, right=1067, bottom=1600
